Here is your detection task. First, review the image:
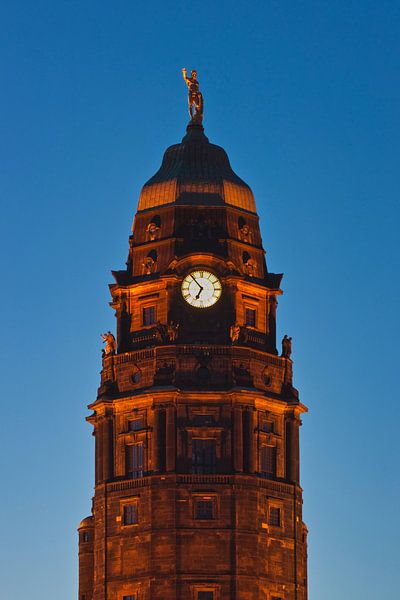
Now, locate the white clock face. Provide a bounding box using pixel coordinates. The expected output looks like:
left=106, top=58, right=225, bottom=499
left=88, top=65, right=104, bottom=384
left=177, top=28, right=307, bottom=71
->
left=181, top=270, right=222, bottom=308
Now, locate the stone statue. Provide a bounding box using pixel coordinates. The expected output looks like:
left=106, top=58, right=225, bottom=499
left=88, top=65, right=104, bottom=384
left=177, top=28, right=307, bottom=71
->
left=243, top=258, right=256, bottom=277
left=146, top=222, right=160, bottom=241
left=101, top=331, right=116, bottom=355
left=238, top=224, right=252, bottom=243
left=182, top=68, right=204, bottom=123
left=282, top=335, right=292, bottom=359
left=143, top=256, right=155, bottom=275
left=230, top=323, right=241, bottom=343
left=167, top=321, right=179, bottom=342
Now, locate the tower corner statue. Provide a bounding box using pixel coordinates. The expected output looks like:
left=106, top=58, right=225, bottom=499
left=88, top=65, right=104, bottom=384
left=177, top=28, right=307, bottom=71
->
left=78, top=71, right=308, bottom=600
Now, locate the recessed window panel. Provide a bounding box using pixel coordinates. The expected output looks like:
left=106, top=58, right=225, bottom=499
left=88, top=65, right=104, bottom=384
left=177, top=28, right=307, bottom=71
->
left=260, top=445, right=276, bottom=478
left=194, top=497, right=216, bottom=520
left=198, top=593, right=214, bottom=600
left=123, top=503, right=138, bottom=525
left=269, top=506, right=281, bottom=527
left=245, top=307, right=256, bottom=327
left=191, top=439, right=216, bottom=474
left=142, top=305, right=156, bottom=326
left=126, top=443, right=144, bottom=479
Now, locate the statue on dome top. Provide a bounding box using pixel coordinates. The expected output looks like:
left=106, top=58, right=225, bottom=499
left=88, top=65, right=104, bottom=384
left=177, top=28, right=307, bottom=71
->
left=182, top=68, right=204, bottom=123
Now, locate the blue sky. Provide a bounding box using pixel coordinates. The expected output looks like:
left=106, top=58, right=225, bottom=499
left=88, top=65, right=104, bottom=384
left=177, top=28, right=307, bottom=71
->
left=1, top=1, right=399, bottom=598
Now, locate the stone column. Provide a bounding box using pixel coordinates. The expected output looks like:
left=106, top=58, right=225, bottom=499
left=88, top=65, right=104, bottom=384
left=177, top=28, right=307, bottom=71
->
left=233, top=406, right=243, bottom=472
left=286, top=414, right=300, bottom=483
left=102, top=416, right=114, bottom=482
left=248, top=409, right=255, bottom=473
left=166, top=405, right=176, bottom=472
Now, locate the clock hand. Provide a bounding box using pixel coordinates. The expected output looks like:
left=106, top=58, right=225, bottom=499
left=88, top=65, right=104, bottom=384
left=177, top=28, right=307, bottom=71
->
left=195, top=286, right=204, bottom=299
left=190, top=274, right=202, bottom=289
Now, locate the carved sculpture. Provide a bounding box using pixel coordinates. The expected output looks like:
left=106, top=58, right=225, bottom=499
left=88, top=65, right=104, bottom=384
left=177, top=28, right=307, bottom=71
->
left=230, top=323, right=241, bottom=343
left=146, top=222, right=160, bottom=241
left=167, top=321, right=179, bottom=342
left=282, top=334, right=292, bottom=359
left=243, top=258, right=256, bottom=277
left=156, top=321, right=179, bottom=343
left=142, top=256, right=155, bottom=275
left=101, top=331, right=116, bottom=355
left=238, top=224, right=252, bottom=243
left=182, top=68, right=204, bottom=123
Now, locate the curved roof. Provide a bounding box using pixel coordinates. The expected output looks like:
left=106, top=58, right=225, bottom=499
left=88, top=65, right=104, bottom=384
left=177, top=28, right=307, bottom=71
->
left=137, top=123, right=256, bottom=213
left=78, top=516, right=94, bottom=529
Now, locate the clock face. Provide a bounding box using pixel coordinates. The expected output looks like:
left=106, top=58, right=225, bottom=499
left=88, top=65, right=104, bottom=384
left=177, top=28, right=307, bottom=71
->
left=181, top=270, right=222, bottom=308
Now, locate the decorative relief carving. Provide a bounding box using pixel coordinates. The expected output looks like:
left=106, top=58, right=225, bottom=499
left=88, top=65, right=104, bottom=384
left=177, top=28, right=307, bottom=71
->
left=262, top=366, right=272, bottom=387
left=154, top=361, right=176, bottom=386
left=233, top=362, right=253, bottom=387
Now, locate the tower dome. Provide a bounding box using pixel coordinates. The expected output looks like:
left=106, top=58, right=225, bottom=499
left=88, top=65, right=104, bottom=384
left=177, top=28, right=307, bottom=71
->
left=137, top=123, right=256, bottom=213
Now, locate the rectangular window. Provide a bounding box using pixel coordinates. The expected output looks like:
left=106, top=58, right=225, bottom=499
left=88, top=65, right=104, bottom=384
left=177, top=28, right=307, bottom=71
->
left=123, top=503, right=138, bottom=525
left=194, top=497, right=216, bottom=520
left=142, top=305, right=156, bottom=326
left=123, top=596, right=137, bottom=600
left=82, top=531, right=90, bottom=542
left=126, top=443, right=144, bottom=478
left=128, top=418, right=144, bottom=431
left=269, top=506, right=281, bottom=527
left=260, top=445, right=276, bottom=477
left=245, top=307, right=256, bottom=327
left=191, top=439, right=216, bottom=474
left=198, top=593, right=214, bottom=600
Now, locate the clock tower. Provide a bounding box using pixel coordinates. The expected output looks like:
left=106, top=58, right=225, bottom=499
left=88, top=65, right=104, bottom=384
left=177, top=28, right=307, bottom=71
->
left=78, top=73, right=308, bottom=600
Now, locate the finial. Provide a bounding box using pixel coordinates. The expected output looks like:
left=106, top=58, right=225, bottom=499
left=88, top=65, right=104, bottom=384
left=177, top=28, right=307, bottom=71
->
left=182, top=68, right=204, bottom=124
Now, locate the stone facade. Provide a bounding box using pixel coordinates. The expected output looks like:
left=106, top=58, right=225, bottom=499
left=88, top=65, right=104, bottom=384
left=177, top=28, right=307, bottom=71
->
left=78, top=122, right=308, bottom=600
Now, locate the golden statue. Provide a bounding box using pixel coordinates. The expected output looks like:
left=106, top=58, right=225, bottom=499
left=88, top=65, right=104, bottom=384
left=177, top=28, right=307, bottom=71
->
left=182, top=68, right=204, bottom=123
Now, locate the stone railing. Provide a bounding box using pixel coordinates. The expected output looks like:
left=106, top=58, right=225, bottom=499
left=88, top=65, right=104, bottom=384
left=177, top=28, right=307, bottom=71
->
left=106, top=473, right=295, bottom=495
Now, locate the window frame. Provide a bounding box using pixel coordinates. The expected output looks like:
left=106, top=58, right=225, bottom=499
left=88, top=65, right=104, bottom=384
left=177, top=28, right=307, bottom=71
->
left=260, top=444, right=277, bottom=478
left=142, top=304, right=156, bottom=326
left=193, top=495, right=217, bottom=520
left=125, top=442, right=145, bottom=479
left=122, top=501, right=139, bottom=526
left=269, top=506, right=281, bottom=527
left=191, top=438, right=217, bottom=474
left=244, top=306, right=257, bottom=328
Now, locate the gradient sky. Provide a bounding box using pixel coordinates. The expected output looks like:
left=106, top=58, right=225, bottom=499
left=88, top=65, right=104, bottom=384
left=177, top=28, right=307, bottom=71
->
left=1, top=1, right=399, bottom=598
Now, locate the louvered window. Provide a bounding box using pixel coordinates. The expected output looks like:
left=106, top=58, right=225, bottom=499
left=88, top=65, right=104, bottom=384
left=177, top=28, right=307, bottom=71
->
left=126, top=443, right=144, bottom=478
left=260, top=445, right=276, bottom=477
